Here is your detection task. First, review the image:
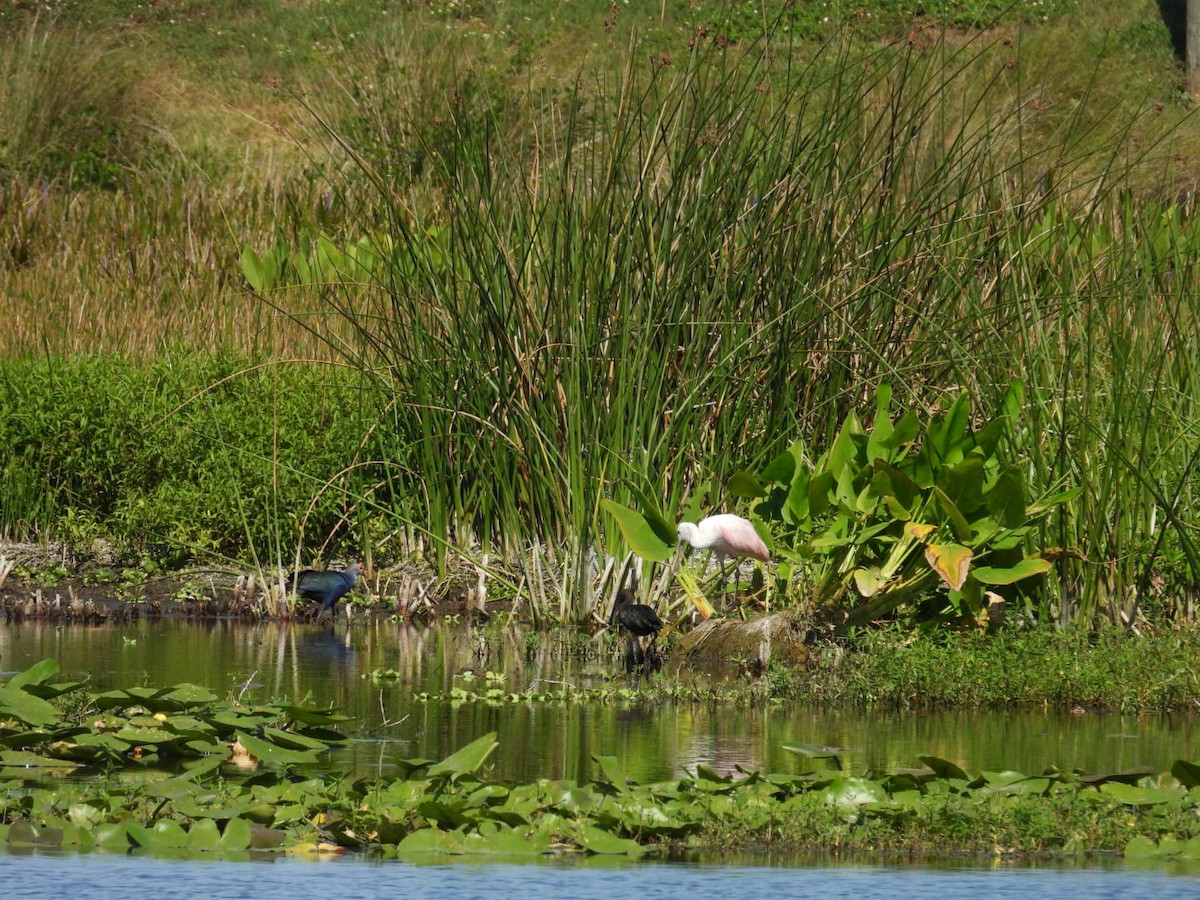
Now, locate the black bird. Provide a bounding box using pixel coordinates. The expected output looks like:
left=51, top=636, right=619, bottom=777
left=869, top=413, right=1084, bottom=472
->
left=611, top=589, right=663, bottom=672
left=293, top=563, right=363, bottom=623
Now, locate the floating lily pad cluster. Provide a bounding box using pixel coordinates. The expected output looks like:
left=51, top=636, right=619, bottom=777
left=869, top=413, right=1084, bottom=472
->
left=3, top=662, right=1200, bottom=862
left=0, top=659, right=350, bottom=771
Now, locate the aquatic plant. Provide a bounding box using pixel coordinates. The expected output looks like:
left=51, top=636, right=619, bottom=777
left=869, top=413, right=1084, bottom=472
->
left=4, top=661, right=1200, bottom=862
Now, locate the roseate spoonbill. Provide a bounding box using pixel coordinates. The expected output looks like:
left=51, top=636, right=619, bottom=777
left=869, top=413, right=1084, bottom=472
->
left=611, top=588, right=663, bottom=672
left=676, top=513, right=769, bottom=606
left=293, top=562, right=362, bottom=624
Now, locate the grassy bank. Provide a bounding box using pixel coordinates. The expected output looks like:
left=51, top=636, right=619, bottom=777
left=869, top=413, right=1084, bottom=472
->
left=2, top=2, right=1200, bottom=628
left=796, top=624, right=1200, bottom=712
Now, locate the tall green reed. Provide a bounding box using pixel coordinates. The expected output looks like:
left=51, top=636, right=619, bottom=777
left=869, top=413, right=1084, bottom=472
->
left=292, top=20, right=1200, bottom=626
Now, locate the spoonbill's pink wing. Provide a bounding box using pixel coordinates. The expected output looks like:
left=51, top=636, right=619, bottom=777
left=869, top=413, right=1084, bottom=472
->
left=715, top=518, right=769, bottom=561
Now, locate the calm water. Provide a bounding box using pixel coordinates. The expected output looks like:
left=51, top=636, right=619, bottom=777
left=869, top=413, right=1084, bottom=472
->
left=0, top=617, right=1194, bottom=783
left=3, top=618, right=1200, bottom=891
left=2, top=852, right=1200, bottom=898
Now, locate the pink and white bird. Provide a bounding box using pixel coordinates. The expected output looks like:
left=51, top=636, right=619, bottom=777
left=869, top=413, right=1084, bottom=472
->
left=677, top=513, right=769, bottom=606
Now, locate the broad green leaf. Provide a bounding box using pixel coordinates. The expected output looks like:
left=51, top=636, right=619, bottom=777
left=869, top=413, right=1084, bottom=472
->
left=150, top=821, right=191, bottom=848
left=985, top=776, right=1051, bottom=796
left=241, top=244, right=269, bottom=291
left=865, top=382, right=893, bottom=461
left=808, top=470, right=834, bottom=517
left=395, top=826, right=465, bottom=855
left=220, top=817, right=253, bottom=851
left=261, top=726, right=334, bottom=752
left=207, top=709, right=282, bottom=730
left=114, top=726, right=177, bottom=744
left=880, top=408, right=921, bottom=450
left=1124, top=835, right=1160, bottom=858
left=986, top=465, right=1028, bottom=527
left=1099, top=782, right=1182, bottom=806
left=278, top=706, right=352, bottom=727
left=973, top=558, right=1051, bottom=585
left=575, top=823, right=644, bottom=855
left=427, top=732, right=498, bottom=779
left=628, top=484, right=677, bottom=547
left=927, top=391, right=970, bottom=463
left=593, top=755, right=629, bottom=793
left=459, top=824, right=551, bottom=856
left=940, top=456, right=985, bottom=516
left=871, top=460, right=921, bottom=511
left=853, top=567, right=883, bottom=598
left=727, top=469, right=766, bottom=499
left=94, top=822, right=131, bottom=849
left=187, top=817, right=222, bottom=850
left=822, top=776, right=886, bottom=811
left=143, top=777, right=205, bottom=801
left=6, top=659, right=60, bottom=690
left=0, top=685, right=60, bottom=727
left=0, top=750, right=79, bottom=769
left=600, top=499, right=673, bottom=562
left=233, top=731, right=322, bottom=766
left=785, top=468, right=812, bottom=523
left=162, top=684, right=219, bottom=706
left=760, top=447, right=797, bottom=484
left=918, top=756, right=971, bottom=781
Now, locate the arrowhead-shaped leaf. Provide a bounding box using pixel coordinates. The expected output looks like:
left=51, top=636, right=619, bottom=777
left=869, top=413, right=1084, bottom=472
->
left=926, top=543, right=973, bottom=590
left=427, top=732, right=498, bottom=779
left=600, top=499, right=673, bottom=562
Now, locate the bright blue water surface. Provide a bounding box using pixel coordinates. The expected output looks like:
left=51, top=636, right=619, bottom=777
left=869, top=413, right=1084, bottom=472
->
left=2, top=853, right=1199, bottom=898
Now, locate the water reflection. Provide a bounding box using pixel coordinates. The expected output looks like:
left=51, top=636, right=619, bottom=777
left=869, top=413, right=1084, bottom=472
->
left=0, top=618, right=1196, bottom=784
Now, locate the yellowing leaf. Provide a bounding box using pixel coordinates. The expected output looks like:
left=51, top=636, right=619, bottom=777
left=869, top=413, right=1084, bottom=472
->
left=675, top=570, right=714, bottom=619
left=925, top=543, right=972, bottom=590
left=853, top=567, right=883, bottom=597
left=905, top=522, right=936, bottom=542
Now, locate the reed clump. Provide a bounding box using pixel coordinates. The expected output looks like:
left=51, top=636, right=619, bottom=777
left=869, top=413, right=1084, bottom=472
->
left=2, top=3, right=1200, bottom=627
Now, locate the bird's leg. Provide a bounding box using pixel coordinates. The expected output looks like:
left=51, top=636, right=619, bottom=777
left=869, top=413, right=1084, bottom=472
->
left=624, top=634, right=638, bottom=673
left=718, top=553, right=730, bottom=610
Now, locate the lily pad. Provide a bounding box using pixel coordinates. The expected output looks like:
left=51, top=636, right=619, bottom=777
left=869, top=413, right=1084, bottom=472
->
left=0, top=685, right=61, bottom=727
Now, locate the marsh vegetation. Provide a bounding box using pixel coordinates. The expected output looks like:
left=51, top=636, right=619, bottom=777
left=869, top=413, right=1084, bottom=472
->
left=2, top=1, right=1200, bottom=714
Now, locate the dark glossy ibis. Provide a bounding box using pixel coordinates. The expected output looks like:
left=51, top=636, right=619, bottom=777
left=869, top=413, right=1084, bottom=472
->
left=611, top=589, right=663, bottom=672
left=293, top=562, right=362, bottom=623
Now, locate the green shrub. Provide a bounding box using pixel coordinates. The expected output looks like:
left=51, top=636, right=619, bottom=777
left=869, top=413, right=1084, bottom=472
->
left=0, top=354, right=393, bottom=564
